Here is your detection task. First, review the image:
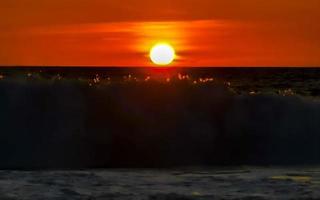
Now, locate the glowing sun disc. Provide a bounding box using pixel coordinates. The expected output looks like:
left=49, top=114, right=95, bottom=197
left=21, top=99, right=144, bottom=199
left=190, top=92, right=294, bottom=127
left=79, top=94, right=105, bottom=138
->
left=150, top=43, right=175, bottom=66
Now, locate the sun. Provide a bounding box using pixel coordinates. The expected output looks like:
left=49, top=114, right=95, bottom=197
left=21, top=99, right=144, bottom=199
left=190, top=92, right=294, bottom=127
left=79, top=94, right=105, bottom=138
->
left=150, top=43, right=175, bottom=66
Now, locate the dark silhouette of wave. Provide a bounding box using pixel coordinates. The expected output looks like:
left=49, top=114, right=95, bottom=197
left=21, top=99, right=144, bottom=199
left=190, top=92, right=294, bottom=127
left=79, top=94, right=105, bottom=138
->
left=0, top=79, right=320, bottom=169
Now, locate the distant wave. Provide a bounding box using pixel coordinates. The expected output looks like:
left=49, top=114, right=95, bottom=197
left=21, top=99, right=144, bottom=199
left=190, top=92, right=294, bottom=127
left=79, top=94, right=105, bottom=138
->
left=0, top=79, right=320, bottom=169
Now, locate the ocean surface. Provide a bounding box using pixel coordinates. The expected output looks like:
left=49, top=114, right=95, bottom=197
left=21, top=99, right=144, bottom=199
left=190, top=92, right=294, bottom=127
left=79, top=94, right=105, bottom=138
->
left=0, top=67, right=320, bottom=168
left=1, top=167, right=320, bottom=200
left=1, top=67, right=320, bottom=97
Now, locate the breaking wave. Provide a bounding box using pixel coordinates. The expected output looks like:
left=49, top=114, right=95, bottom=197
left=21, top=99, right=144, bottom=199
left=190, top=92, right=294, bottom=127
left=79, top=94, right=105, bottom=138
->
left=0, top=79, right=320, bottom=169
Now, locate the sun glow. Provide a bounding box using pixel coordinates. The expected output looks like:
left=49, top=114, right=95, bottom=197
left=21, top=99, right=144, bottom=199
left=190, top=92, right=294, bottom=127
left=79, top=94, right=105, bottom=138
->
left=150, top=43, right=175, bottom=66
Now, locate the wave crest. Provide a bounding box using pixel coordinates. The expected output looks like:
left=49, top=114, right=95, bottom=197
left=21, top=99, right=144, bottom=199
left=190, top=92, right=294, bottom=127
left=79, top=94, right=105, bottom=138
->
left=0, top=80, right=319, bottom=168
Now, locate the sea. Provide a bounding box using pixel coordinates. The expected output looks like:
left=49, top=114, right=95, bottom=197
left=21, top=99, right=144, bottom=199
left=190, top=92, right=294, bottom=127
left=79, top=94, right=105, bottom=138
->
left=1, top=67, right=320, bottom=199
left=1, top=67, right=320, bottom=96
left=0, top=67, right=319, bottom=169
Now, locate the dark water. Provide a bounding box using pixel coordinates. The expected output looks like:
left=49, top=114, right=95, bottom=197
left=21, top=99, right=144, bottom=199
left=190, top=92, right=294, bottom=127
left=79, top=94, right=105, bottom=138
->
left=1, top=167, right=320, bottom=200
left=0, top=67, right=320, bottom=169
left=1, top=67, right=320, bottom=96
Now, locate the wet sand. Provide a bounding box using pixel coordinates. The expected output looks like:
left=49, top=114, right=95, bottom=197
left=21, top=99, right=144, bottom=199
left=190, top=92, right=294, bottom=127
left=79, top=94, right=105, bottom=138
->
left=0, top=167, right=320, bottom=199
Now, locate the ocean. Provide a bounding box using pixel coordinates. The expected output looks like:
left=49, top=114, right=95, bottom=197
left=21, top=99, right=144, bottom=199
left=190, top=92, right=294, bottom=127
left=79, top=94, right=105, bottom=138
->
left=0, top=67, right=320, bottom=168
left=1, top=67, right=320, bottom=96
left=1, top=67, right=320, bottom=199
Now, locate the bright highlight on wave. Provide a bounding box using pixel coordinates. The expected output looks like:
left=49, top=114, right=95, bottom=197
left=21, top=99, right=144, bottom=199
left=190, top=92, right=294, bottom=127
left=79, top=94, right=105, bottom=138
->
left=149, top=43, right=175, bottom=66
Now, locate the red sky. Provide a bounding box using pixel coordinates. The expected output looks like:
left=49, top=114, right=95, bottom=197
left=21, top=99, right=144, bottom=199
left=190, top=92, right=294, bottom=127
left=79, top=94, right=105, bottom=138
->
left=0, top=0, right=319, bottom=67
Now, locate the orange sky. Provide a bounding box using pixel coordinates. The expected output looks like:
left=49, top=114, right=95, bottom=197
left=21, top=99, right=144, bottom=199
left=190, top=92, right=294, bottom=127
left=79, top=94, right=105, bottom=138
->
left=0, top=0, right=319, bottom=67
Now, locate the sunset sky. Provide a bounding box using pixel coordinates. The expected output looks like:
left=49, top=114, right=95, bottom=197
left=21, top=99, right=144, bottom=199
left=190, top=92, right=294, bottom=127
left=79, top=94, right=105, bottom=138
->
left=0, top=0, right=319, bottom=67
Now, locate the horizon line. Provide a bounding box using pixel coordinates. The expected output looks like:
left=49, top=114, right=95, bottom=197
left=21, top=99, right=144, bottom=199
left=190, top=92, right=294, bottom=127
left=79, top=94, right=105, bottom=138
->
left=0, top=65, right=320, bottom=68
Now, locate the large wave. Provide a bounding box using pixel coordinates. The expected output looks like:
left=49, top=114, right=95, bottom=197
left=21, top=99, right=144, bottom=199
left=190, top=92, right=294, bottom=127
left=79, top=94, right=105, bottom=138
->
left=0, top=79, right=320, bottom=169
